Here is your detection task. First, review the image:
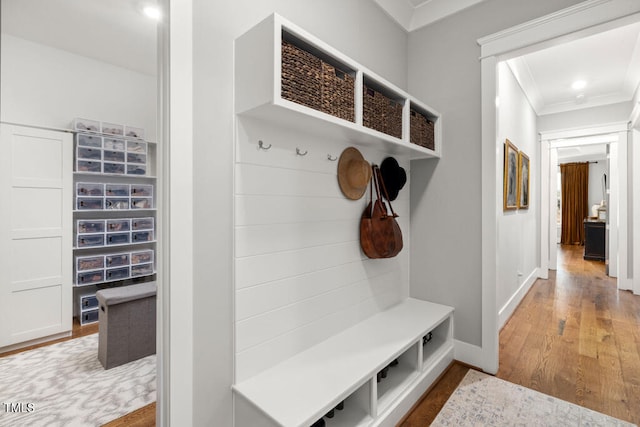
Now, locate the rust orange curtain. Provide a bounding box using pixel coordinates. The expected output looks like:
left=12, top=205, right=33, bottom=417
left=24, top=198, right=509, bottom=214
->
left=560, top=162, right=589, bottom=245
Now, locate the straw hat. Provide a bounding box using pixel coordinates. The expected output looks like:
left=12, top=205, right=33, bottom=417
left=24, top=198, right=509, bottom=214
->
left=337, top=147, right=371, bottom=200
left=380, top=157, right=406, bottom=201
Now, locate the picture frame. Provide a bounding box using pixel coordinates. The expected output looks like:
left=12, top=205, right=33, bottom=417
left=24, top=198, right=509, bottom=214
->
left=503, top=139, right=518, bottom=210
left=518, top=151, right=530, bottom=209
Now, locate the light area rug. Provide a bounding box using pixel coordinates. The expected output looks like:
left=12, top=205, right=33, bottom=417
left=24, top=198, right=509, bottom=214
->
left=432, top=370, right=636, bottom=427
left=0, top=334, right=155, bottom=427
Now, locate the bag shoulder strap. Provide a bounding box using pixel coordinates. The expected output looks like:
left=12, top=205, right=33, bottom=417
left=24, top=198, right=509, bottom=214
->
left=375, top=166, right=398, bottom=218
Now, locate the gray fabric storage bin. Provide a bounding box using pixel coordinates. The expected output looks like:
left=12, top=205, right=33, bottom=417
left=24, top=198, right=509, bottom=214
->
left=96, top=281, right=156, bottom=369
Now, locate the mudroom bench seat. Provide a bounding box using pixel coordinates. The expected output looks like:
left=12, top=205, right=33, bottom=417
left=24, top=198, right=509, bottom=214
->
left=233, top=298, right=454, bottom=427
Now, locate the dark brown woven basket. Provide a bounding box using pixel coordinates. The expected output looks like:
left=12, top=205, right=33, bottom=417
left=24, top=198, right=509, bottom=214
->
left=410, top=109, right=435, bottom=150
left=362, top=85, right=403, bottom=139
left=281, top=41, right=322, bottom=111
left=321, top=63, right=355, bottom=122
left=281, top=41, right=355, bottom=122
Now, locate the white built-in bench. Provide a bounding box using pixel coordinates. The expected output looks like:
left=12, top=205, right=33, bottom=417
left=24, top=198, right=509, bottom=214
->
left=233, top=298, right=454, bottom=427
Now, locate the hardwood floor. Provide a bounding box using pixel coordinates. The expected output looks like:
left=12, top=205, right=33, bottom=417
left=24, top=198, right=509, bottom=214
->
left=401, top=244, right=640, bottom=426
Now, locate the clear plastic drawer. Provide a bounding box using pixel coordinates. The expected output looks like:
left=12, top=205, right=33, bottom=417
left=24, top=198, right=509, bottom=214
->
left=103, top=137, right=126, bottom=151
left=77, top=146, right=102, bottom=161
left=77, top=270, right=104, bottom=285
left=77, top=133, right=102, bottom=147
left=132, top=230, right=153, bottom=243
left=127, top=152, right=146, bottom=164
left=81, top=295, right=99, bottom=310
left=105, top=266, right=130, bottom=281
left=77, top=219, right=106, bottom=234
left=131, top=250, right=154, bottom=265
left=101, top=122, right=124, bottom=136
left=131, top=217, right=154, bottom=230
left=130, top=184, right=153, bottom=197
left=73, top=119, right=100, bottom=133
left=77, top=233, right=105, bottom=248
left=103, top=150, right=126, bottom=163
left=106, top=219, right=130, bottom=232
left=106, top=232, right=130, bottom=246
left=105, top=253, right=130, bottom=268
left=125, top=126, right=145, bottom=139
left=126, top=164, right=147, bottom=176
left=105, top=198, right=129, bottom=210
left=77, top=160, right=101, bottom=173
left=103, top=162, right=126, bottom=174
left=131, top=198, right=152, bottom=209
left=127, top=140, right=147, bottom=153
left=80, top=309, right=99, bottom=324
left=105, top=184, right=130, bottom=197
left=76, top=197, right=103, bottom=210
left=76, top=255, right=105, bottom=271
left=76, top=182, right=104, bottom=197
left=131, top=263, right=154, bottom=277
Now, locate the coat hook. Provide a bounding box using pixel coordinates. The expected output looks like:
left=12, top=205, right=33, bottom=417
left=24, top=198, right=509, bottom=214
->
left=327, top=154, right=338, bottom=161
left=296, top=148, right=308, bottom=156
left=258, top=140, right=272, bottom=150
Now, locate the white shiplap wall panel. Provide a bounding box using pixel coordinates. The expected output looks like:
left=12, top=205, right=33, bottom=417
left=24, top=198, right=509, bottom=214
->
left=236, top=241, right=363, bottom=289
left=236, top=257, right=402, bottom=321
left=235, top=270, right=402, bottom=382
left=234, top=116, right=411, bottom=381
left=236, top=163, right=340, bottom=198
left=236, top=220, right=357, bottom=258
left=235, top=195, right=362, bottom=226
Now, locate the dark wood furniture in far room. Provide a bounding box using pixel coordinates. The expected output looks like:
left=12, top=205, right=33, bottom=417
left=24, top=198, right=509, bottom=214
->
left=583, top=219, right=605, bottom=261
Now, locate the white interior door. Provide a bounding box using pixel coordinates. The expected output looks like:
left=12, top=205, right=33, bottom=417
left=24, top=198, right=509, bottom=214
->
left=0, top=124, right=72, bottom=348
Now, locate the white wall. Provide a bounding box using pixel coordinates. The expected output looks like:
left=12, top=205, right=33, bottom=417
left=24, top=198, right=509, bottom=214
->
left=538, top=101, right=632, bottom=134
left=495, top=62, right=538, bottom=328
left=0, top=35, right=156, bottom=141
left=190, top=1, right=407, bottom=425
left=588, top=161, right=607, bottom=211
left=407, top=0, right=583, bottom=348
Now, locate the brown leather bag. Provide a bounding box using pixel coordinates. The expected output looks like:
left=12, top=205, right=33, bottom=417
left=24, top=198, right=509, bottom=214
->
left=360, top=165, right=403, bottom=258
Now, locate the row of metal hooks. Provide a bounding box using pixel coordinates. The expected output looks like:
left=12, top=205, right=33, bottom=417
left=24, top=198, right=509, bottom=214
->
left=258, top=140, right=338, bottom=161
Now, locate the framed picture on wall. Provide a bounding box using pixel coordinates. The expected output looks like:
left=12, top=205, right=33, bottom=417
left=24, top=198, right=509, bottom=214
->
left=503, top=139, right=518, bottom=210
left=518, top=151, right=530, bottom=209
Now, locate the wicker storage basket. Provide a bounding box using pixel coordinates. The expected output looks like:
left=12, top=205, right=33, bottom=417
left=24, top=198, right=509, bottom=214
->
left=321, top=63, right=355, bottom=122
left=410, top=109, right=435, bottom=150
left=281, top=41, right=355, bottom=122
left=281, top=41, right=322, bottom=111
left=362, top=85, right=403, bottom=139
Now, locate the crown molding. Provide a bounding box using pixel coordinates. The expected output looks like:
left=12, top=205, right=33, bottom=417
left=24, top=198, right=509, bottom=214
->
left=477, top=0, right=610, bottom=48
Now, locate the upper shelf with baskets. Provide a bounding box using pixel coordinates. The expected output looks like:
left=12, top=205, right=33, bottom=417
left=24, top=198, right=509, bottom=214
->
left=235, top=13, right=441, bottom=160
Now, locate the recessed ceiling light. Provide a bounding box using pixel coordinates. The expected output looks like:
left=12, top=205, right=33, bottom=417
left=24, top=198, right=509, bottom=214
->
left=143, top=5, right=162, bottom=21
left=571, top=80, right=587, bottom=90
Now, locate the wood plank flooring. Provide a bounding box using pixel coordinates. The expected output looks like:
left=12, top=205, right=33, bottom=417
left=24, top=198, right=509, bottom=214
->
left=401, top=245, right=640, bottom=426
left=4, top=245, right=639, bottom=426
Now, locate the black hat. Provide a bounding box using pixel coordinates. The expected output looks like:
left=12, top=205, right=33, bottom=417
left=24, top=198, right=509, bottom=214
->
left=380, top=157, right=406, bottom=201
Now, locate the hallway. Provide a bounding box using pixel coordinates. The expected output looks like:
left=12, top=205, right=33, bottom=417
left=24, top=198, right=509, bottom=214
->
left=401, top=245, right=640, bottom=426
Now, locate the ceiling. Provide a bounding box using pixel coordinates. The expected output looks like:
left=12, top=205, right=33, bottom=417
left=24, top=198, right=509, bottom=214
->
left=0, top=0, right=158, bottom=76
left=373, top=0, right=487, bottom=32
left=508, top=21, right=640, bottom=116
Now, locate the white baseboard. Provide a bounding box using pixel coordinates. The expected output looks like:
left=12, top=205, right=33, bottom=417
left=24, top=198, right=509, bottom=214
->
left=499, top=269, right=537, bottom=330
left=453, top=339, right=483, bottom=369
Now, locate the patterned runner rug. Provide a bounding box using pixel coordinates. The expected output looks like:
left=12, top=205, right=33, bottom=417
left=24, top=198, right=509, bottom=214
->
left=432, top=370, right=635, bottom=427
left=0, top=334, right=155, bottom=427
